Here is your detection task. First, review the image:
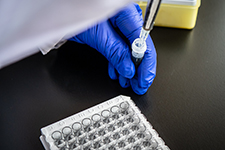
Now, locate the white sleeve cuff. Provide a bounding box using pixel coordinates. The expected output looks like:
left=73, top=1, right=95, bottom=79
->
left=39, top=38, right=67, bottom=55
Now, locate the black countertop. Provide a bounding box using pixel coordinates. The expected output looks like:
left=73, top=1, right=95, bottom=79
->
left=1, top=1, right=225, bottom=150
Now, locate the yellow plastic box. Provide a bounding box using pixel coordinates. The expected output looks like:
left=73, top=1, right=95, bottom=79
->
left=136, top=0, right=201, bottom=29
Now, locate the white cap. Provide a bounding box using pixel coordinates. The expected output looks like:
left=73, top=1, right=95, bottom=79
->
left=132, top=38, right=147, bottom=59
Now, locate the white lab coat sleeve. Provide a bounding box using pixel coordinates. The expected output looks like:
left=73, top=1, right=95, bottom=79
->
left=0, top=0, right=134, bottom=69
left=38, top=37, right=67, bottom=55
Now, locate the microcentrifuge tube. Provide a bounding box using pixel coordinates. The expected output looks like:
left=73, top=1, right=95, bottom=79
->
left=111, top=106, right=120, bottom=113
left=144, top=131, right=152, bottom=140
left=111, top=106, right=121, bottom=119
left=138, top=124, right=146, bottom=132
left=127, top=115, right=140, bottom=125
left=128, top=116, right=140, bottom=131
left=82, top=118, right=91, bottom=126
left=92, top=114, right=101, bottom=122
left=62, top=126, right=75, bottom=143
left=72, top=122, right=82, bottom=136
left=127, top=108, right=135, bottom=116
left=120, top=102, right=129, bottom=110
left=101, top=110, right=114, bottom=124
left=120, top=103, right=130, bottom=116
left=150, top=140, right=158, bottom=149
left=51, top=131, right=62, bottom=140
left=82, top=118, right=92, bottom=132
left=62, top=126, right=72, bottom=137
left=51, top=131, right=66, bottom=148
left=92, top=114, right=102, bottom=128
left=101, top=110, right=110, bottom=124
left=72, top=122, right=82, bottom=131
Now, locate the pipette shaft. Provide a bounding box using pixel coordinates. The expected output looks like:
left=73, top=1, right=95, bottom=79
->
left=131, top=0, right=161, bottom=66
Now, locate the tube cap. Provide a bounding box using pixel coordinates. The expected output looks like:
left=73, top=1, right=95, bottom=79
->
left=131, top=38, right=147, bottom=59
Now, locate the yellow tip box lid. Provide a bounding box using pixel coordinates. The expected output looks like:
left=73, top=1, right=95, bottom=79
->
left=161, top=0, right=197, bottom=6
left=136, top=0, right=201, bottom=29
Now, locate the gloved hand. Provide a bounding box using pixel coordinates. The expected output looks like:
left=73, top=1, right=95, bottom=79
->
left=69, top=2, right=157, bottom=95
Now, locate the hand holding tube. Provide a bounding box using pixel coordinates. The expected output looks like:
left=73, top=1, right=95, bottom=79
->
left=69, top=3, right=157, bottom=95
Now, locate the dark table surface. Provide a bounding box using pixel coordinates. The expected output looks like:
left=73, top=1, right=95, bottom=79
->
left=1, top=1, right=225, bottom=150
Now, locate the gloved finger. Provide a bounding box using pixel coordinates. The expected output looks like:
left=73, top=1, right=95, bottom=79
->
left=108, top=62, right=118, bottom=80
left=119, top=75, right=130, bottom=88
left=69, top=21, right=135, bottom=79
left=130, top=38, right=157, bottom=95
left=110, top=2, right=143, bottom=44
left=108, top=61, right=130, bottom=88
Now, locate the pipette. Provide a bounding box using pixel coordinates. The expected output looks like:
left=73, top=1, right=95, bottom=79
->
left=131, top=0, right=162, bottom=66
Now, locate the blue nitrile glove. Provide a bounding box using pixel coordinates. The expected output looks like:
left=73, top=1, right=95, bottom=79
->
left=69, top=2, right=157, bottom=95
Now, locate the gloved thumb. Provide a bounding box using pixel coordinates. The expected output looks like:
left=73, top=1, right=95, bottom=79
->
left=110, top=2, right=143, bottom=45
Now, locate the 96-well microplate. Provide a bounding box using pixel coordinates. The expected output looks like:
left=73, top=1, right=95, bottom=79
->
left=40, top=95, right=170, bottom=150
